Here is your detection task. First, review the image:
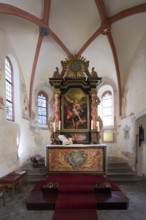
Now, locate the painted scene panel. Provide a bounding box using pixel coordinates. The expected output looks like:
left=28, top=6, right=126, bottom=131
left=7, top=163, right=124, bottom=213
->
left=62, top=88, right=89, bottom=131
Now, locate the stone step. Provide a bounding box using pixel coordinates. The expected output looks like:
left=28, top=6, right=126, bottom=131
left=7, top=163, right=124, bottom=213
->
left=110, top=176, right=146, bottom=183
left=106, top=157, right=146, bottom=183
left=107, top=157, right=128, bottom=163
left=27, top=174, right=48, bottom=179
left=108, top=167, right=132, bottom=171
left=108, top=172, right=135, bottom=176
left=108, top=162, right=133, bottom=167
left=23, top=162, right=48, bottom=183
left=107, top=163, right=130, bottom=168
left=27, top=168, right=48, bottom=174
left=27, top=178, right=45, bottom=184
left=25, top=156, right=144, bottom=183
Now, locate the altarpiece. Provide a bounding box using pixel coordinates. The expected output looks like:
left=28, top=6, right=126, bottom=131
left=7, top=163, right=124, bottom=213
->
left=46, top=55, right=106, bottom=174
left=48, top=54, right=103, bottom=144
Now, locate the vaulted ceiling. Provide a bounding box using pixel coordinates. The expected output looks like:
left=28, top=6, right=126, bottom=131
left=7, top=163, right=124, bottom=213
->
left=0, top=0, right=146, bottom=116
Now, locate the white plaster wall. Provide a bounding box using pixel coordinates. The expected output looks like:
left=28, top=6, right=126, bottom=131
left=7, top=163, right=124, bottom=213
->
left=136, top=141, right=144, bottom=176
left=0, top=28, right=52, bottom=177
left=0, top=29, right=22, bottom=177
left=126, top=33, right=146, bottom=116
left=18, top=119, right=51, bottom=164
left=121, top=33, right=146, bottom=174
left=0, top=120, right=20, bottom=176
left=135, top=117, right=146, bottom=176
left=143, top=141, right=146, bottom=176
left=98, top=79, right=121, bottom=158
left=119, top=115, right=136, bottom=169
left=106, top=142, right=120, bottom=157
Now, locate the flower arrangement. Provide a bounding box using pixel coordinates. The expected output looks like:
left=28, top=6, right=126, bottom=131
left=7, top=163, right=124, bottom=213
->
left=29, top=154, right=43, bottom=167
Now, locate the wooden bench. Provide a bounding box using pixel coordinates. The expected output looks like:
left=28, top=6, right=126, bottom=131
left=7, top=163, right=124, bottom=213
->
left=0, top=171, right=27, bottom=198
left=9, top=171, right=27, bottom=186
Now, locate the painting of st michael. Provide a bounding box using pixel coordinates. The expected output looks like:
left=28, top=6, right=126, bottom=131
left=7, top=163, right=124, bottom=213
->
left=61, top=88, right=90, bottom=131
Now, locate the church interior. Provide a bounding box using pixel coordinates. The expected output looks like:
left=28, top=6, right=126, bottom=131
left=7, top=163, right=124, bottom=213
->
left=0, top=0, right=146, bottom=219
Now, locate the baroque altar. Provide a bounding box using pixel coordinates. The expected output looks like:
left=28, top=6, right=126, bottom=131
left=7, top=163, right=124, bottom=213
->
left=48, top=54, right=103, bottom=144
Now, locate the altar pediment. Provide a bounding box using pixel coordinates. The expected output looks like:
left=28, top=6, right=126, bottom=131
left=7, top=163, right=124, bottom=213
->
left=49, top=54, right=102, bottom=88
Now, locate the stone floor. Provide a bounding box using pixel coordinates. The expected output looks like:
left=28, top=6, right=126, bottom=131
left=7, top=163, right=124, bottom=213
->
left=0, top=181, right=146, bottom=220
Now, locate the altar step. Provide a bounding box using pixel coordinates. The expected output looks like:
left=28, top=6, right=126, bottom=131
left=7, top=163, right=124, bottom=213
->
left=107, top=157, right=145, bottom=182
left=22, top=160, right=48, bottom=183
left=26, top=167, right=48, bottom=183
left=25, top=157, right=145, bottom=183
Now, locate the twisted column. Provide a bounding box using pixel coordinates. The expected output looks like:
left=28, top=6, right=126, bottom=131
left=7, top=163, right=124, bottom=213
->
left=54, top=89, right=61, bottom=131
left=90, top=89, right=97, bottom=130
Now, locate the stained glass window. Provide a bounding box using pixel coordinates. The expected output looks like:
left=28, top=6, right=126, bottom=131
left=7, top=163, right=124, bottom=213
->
left=5, top=57, right=14, bottom=121
left=38, top=92, right=48, bottom=125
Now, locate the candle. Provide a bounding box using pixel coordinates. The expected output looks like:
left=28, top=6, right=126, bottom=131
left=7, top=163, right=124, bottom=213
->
left=59, top=120, right=61, bottom=130
left=97, top=121, right=99, bottom=131
left=91, top=120, right=93, bottom=130
left=53, top=122, right=56, bottom=132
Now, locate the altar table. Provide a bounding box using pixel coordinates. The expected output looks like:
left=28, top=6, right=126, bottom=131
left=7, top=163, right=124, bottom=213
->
left=46, top=144, right=107, bottom=175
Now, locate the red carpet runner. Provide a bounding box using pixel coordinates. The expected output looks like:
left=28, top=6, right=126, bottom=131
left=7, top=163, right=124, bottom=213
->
left=31, top=174, right=121, bottom=220
left=52, top=209, right=98, bottom=220
left=53, top=176, right=99, bottom=219
left=55, top=192, right=97, bottom=209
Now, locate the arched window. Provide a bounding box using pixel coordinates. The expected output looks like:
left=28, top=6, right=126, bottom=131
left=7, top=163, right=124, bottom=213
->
left=98, top=84, right=114, bottom=127
left=5, top=56, right=14, bottom=121
left=37, top=91, right=48, bottom=125
left=100, top=91, right=113, bottom=126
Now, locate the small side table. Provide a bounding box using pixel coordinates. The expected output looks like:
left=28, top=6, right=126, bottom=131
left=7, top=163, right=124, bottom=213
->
left=0, top=185, right=6, bottom=207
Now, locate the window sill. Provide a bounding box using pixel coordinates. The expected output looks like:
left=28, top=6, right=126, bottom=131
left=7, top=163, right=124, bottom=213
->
left=103, top=125, right=114, bottom=130
left=38, top=124, right=48, bottom=130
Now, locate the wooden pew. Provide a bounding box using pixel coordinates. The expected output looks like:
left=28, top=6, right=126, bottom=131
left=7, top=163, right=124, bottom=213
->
left=8, top=171, right=27, bottom=186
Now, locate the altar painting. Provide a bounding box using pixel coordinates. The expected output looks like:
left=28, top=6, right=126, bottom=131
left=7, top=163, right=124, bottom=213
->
left=48, top=147, right=105, bottom=174
left=62, top=88, right=89, bottom=131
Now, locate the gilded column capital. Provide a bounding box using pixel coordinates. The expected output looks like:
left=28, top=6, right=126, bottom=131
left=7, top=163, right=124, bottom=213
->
left=54, top=89, right=61, bottom=97
left=90, top=88, right=97, bottom=96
